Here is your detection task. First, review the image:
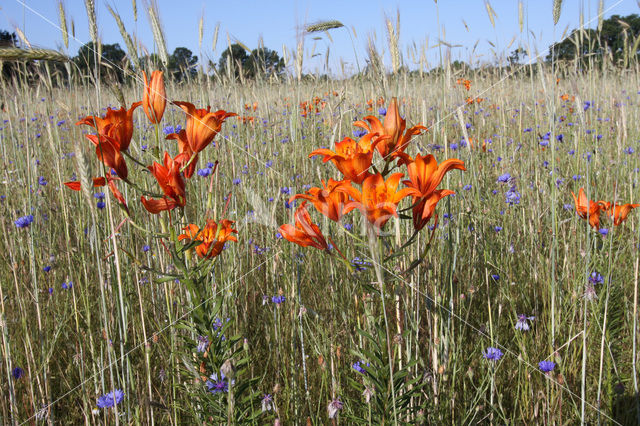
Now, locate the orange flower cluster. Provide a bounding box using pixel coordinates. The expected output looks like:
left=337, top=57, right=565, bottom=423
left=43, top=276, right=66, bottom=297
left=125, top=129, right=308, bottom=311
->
left=299, top=97, right=326, bottom=118
left=365, top=97, right=386, bottom=112
left=68, top=70, right=235, bottom=217
left=456, top=79, right=471, bottom=91
left=178, top=219, right=238, bottom=259
left=571, top=188, right=639, bottom=230
left=280, top=97, right=465, bottom=250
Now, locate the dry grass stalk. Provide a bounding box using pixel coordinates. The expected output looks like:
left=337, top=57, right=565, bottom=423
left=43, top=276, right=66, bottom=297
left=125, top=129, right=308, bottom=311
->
left=212, top=23, right=220, bottom=53
left=553, top=0, right=563, bottom=25
left=305, top=20, right=344, bottom=33
left=107, top=5, right=141, bottom=70
left=84, top=0, right=98, bottom=46
left=385, top=11, right=401, bottom=74
left=0, top=48, right=69, bottom=62
left=147, top=3, right=169, bottom=68
left=58, top=1, right=69, bottom=49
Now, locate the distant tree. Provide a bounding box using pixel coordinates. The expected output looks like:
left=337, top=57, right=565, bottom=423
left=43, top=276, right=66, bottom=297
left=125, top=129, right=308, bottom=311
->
left=546, top=14, right=640, bottom=66
left=508, top=47, right=526, bottom=66
left=0, top=30, right=17, bottom=47
left=168, top=47, right=198, bottom=81
left=74, top=41, right=127, bottom=82
left=245, top=47, right=284, bottom=79
left=217, top=43, right=248, bottom=79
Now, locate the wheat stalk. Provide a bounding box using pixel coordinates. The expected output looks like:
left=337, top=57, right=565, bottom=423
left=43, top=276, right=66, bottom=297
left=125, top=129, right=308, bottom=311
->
left=58, top=1, right=69, bottom=49
left=14, top=27, right=32, bottom=49
left=84, top=0, right=98, bottom=46
left=553, top=0, right=563, bottom=25
left=147, top=3, right=169, bottom=68
left=305, top=20, right=344, bottom=33
left=0, top=48, right=69, bottom=62
left=107, top=5, right=140, bottom=70
left=519, top=1, right=524, bottom=33
left=198, top=12, right=204, bottom=53
left=485, top=1, right=496, bottom=28
left=132, top=0, right=138, bottom=22
left=597, top=0, right=604, bottom=32
left=385, top=11, right=401, bottom=74
left=212, top=23, right=220, bottom=53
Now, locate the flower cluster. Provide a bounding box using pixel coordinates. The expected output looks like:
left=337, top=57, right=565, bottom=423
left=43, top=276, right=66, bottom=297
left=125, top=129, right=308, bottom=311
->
left=279, top=98, right=465, bottom=248
left=571, top=187, right=639, bottom=230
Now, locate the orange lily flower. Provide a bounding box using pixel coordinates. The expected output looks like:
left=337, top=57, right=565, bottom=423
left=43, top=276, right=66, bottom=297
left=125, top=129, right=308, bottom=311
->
left=338, top=173, right=414, bottom=229
left=178, top=219, right=238, bottom=259
left=173, top=102, right=236, bottom=153
left=141, top=152, right=186, bottom=214
left=571, top=188, right=603, bottom=229
left=353, top=97, right=426, bottom=160
left=402, top=154, right=466, bottom=230
left=142, top=70, right=166, bottom=124
left=279, top=202, right=330, bottom=251
left=76, top=102, right=141, bottom=151
left=290, top=178, right=350, bottom=222
left=607, top=203, right=640, bottom=226
left=309, top=133, right=387, bottom=184
left=85, top=132, right=128, bottom=179
left=166, top=130, right=198, bottom=178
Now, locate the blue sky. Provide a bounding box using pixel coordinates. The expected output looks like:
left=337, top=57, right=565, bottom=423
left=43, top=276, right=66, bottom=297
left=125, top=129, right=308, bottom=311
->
left=1, top=0, right=638, bottom=74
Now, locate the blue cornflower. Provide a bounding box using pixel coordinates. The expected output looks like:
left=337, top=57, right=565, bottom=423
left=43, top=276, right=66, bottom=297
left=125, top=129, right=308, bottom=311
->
left=491, top=274, right=500, bottom=282
left=483, top=347, right=503, bottom=361
left=261, top=394, right=274, bottom=412
left=272, top=295, right=286, bottom=304
left=378, top=107, right=387, bottom=116
left=38, top=176, right=47, bottom=186
left=463, top=184, right=472, bottom=191
left=450, top=143, right=459, bottom=151
left=232, top=178, right=241, bottom=185
left=353, top=128, right=367, bottom=138
left=343, top=223, right=353, bottom=231
left=265, top=160, right=273, bottom=168
left=538, top=360, right=556, bottom=373
left=196, top=335, right=209, bottom=353
left=12, top=367, right=24, bottom=379
left=43, top=265, right=51, bottom=272
left=624, top=147, right=635, bottom=155
left=62, top=281, right=73, bottom=290
left=206, top=372, right=232, bottom=394
left=280, top=187, right=291, bottom=195
left=96, top=389, right=124, bottom=409
left=505, top=186, right=521, bottom=205
left=94, top=192, right=105, bottom=199
left=142, top=245, right=150, bottom=252
left=96, top=201, right=105, bottom=209
left=598, top=228, right=609, bottom=236
left=198, top=168, right=212, bottom=177
left=515, top=314, right=534, bottom=331
left=589, top=271, right=604, bottom=285
left=494, top=226, right=502, bottom=232
left=352, top=360, right=370, bottom=374
left=15, top=215, right=34, bottom=228
left=497, top=173, right=511, bottom=183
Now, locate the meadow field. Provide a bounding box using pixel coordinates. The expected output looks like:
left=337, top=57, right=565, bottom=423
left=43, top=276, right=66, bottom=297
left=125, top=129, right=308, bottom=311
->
left=1, top=8, right=640, bottom=425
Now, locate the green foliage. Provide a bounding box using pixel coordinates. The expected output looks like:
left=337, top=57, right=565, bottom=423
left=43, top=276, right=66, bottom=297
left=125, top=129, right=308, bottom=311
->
left=546, top=14, right=640, bottom=66
left=346, top=321, right=425, bottom=423
left=217, top=43, right=284, bottom=80
left=167, top=47, right=198, bottom=82
left=74, top=41, right=127, bottom=82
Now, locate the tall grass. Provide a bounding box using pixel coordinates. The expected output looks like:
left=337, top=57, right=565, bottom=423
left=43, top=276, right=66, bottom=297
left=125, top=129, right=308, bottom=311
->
left=1, top=4, right=639, bottom=425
